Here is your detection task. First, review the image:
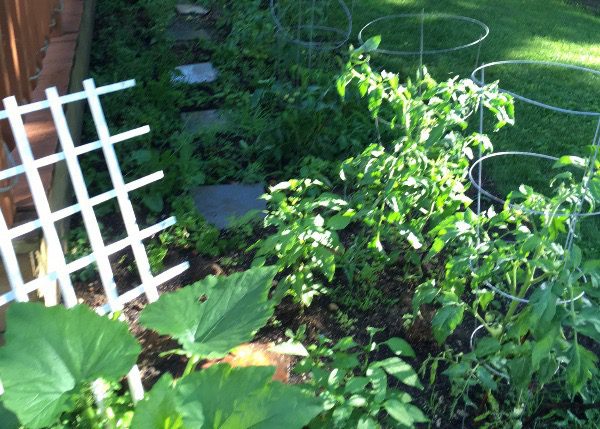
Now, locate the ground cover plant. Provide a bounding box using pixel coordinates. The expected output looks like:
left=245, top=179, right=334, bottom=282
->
left=3, top=0, right=600, bottom=428
left=0, top=269, right=423, bottom=429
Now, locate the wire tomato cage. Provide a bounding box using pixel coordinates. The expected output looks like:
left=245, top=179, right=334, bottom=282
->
left=357, top=11, right=489, bottom=135
left=469, top=60, right=600, bottom=305
left=358, top=12, right=489, bottom=72
left=270, top=0, right=353, bottom=71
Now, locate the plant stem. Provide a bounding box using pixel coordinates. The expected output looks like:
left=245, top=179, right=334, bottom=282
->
left=473, top=311, right=496, bottom=336
left=502, top=263, right=533, bottom=332
left=183, top=355, right=201, bottom=378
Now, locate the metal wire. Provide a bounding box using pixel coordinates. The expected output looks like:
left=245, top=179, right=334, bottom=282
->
left=468, top=151, right=600, bottom=218
left=471, top=60, right=600, bottom=118
left=483, top=281, right=585, bottom=305
left=358, top=13, right=489, bottom=57
left=469, top=325, right=510, bottom=380
left=270, top=0, right=352, bottom=51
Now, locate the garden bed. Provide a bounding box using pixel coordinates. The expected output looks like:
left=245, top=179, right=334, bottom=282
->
left=2, top=0, right=600, bottom=428
left=73, top=0, right=600, bottom=426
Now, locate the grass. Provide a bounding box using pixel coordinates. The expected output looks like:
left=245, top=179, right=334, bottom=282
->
left=334, top=0, right=600, bottom=255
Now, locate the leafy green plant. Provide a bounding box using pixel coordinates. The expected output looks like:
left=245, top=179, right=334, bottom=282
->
left=415, top=163, right=600, bottom=425
left=254, top=38, right=514, bottom=306
left=252, top=179, right=348, bottom=306
left=139, top=267, right=278, bottom=364
left=132, top=365, right=322, bottom=429
left=293, top=327, right=427, bottom=428
left=335, top=38, right=512, bottom=260
left=134, top=265, right=325, bottom=428
left=0, top=303, right=140, bottom=429
left=0, top=267, right=327, bottom=429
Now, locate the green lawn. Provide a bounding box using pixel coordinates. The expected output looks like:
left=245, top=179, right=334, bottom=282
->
left=344, top=0, right=600, bottom=255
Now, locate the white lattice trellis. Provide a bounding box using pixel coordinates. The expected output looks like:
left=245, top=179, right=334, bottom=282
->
left=0, top=78, right=189, bottom=400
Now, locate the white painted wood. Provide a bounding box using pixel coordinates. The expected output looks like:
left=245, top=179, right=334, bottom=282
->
left=83, top=79, right=160, bottom=304
left=0, top=126, right=150, bottom=182
left=3, top=96, right=78, bottom=308
left=8, top=171, right=165, bottom=239
left=0, top=207, right=29, bottom=303
left=47, top=87, right=121, bottom=310
left=0, top=80, right=137, bottom=120
left=0, top=78, right=191, bottom=401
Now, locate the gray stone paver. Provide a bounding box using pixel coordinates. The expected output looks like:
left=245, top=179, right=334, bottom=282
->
left=176, top=4, right=209, bottom=15
left=182, top=109, right=227, bottom=133
left=172, top=62, right=218, bottom=84
left=193, top=184, right=266, bottom=229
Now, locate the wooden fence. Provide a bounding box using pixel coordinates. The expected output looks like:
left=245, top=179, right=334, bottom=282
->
left=0, top=0, right=62, bottom=224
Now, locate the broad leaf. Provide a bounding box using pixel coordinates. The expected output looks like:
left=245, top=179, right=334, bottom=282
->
left=569, top=307, right=600, bottom=343
left=566, top=344, right=597, bottom=395
left=357, top=416, right=379, bottom=429
left=431, top=304, right=464, bottom=344
left=344, top=377, right=369, bottom=394
left=177, top=364, right=275, bottom=427
left=359, top=35, right=381, bottom=54
left=140, top=267, right=278, bottom=359
left=383, top=337, right=416, bottom=358
left=384, top=400, right=428, bottom=426
left=371, top=358, right=423, bottom=389
left=135, top=365, right=322, bottom=429
left=326, top=213, right=353, bottom=230
left=528, top=285, right=557, bottom=333
left=475, top=336, right=500, bottom=358
left=222, top=382, right=323, bottom=428
left=475, top=366, right=497, bottom=391
left=0, top=303, right=140, bottom=429
left=508, top=356, right=533, bottom=390
left=531, top=324, right=559, bottom=371
left=131, top=374, right=185, bottom=429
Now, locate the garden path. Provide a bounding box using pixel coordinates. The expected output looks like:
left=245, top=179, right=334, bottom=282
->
left=172, top=4, right=266, bottom=229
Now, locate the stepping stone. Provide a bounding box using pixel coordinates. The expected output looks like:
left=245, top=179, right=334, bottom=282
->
left=176, top=3, right=209, bottom=15
left=172, top=63, right=218, bottom=84
left=167, top=17, right=211, bottom=42
left=193, top=184, right=266, bottom=229
left=182, top=109, right=226, bottom=133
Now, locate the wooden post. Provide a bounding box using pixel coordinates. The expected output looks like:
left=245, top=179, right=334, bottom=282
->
left=0, top=140, right=15, bottom=226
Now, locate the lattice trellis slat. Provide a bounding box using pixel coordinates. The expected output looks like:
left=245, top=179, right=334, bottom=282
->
left=0, top=78, right=189, bottom=400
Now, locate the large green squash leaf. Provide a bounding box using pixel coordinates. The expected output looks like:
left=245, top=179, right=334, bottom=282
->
left=221, top=381, right=322, bottom=428
left=0, top=303, right=140, bottom=429
left=131, top=374, right=185, bottom=429
left=139, top=267, right=278, bottom=359
left=176, top=364, right=276, bottom=428
left=133, top=364, right=323, bottom=429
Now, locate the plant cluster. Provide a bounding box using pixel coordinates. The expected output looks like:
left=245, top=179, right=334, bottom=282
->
left=29, top=0, right=600, bottom=426
left=0, top=268, right=423, bottom=429
left=253, top=36, right=600, bottom=425
left=415, top=156, right=600, bottom=425
left=253, top=38, right=513, bottom=307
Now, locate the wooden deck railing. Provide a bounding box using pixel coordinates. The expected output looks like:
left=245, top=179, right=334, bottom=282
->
left=0, top=0, right=62, bottom=225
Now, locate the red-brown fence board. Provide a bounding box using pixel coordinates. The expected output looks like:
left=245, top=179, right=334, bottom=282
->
left=0, top=0, right=62, bottom=224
